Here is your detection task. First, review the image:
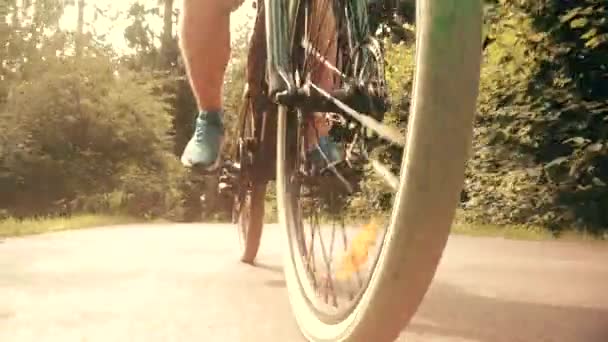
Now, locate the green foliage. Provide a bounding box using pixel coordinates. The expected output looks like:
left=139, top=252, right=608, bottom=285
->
left=349, top=39, right=414, bottom=214
left=461, top=0, right=608, bottom=233
left=4, top=0, right=608, bottom=234
left=0, top=214, right=140, bottom=238
left=384, top=39, right=415, bottom=127
left=0, top=0, right=191, bottom=220
left=0, top=45, right=185, bottom=218
left=353, top=0, right=608, bottom=233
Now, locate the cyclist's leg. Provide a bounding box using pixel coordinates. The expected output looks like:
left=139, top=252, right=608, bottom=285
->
left=179, top=0, right=244, bottom=168
left=306, top=0, right=342, bottom=163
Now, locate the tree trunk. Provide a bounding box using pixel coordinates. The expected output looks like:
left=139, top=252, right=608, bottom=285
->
left=9, top=0, right=19, bottom=27
left=21, top=0, right=31, bottom=20
left=76, top=0, right=85, bottom=57
left=160, top=0, right=174, bottom=68
left=75, top=0, right=85, bottom=133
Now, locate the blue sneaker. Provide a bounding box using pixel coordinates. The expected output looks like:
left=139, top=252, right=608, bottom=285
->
left=308, top=135, right=342, bottom=168
left=181, top=110, right=224, bottom=169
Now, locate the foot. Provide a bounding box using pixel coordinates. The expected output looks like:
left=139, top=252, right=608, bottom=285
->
left=308, top=135, right=343, bottom=168
left=181, top=110, right=224, bottom=169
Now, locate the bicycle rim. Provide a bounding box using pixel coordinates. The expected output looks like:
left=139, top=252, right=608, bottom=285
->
left=276, top=0, right=483, bottom=341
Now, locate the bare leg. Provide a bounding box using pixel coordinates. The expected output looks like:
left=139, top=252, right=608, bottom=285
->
left=179, top=0, right=244, bottom=168
left=179, top=0, right=232, bottom=112
left=306, top=0, right=338, bottom=154
left=179, top=0, right=338, bottom=167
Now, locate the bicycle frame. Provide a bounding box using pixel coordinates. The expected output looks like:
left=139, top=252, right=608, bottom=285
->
left=242, top=0, right=388, bottom=183
left=263, top=0, right=372, bottom=99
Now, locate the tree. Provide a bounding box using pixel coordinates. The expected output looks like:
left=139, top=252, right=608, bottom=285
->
left=160, top=0, right=176, bottom=68
left=460, top=0, right=608, bottom=233
left=76, top=0, right=85, bottom=57
left=0, top=0, right=188, bottom=219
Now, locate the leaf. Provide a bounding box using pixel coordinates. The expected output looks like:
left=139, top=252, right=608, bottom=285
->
left=581, top=28, right=598, bottom=40
left=563, top=136, right=589, bottom=147
left=528, top=32, right=545, bottom=43
left=586, top=143, right=603, bottom=153
left=545, top=156, right=568, bottom=169
left=580, top=6, right=595, bottom=16
left=560, top=8, right=582, bottom=23
left=570, top=18, right=589, bottom=29
left=585, top=34, right=608, bottom=48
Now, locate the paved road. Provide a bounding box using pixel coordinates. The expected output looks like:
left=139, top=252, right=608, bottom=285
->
left=1, top=224, right=607, bottom=342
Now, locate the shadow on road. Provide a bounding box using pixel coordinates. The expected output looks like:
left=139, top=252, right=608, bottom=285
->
left=264, top=279, right=286, bottom=288
left=408, top=282, right=608, bottom=342
left=254, top=262, right=283, bottom=274
left=245, top=262, right=286, bottom=288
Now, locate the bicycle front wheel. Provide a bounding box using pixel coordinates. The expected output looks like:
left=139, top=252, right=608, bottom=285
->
left=276, top=0, right=483, bottom=341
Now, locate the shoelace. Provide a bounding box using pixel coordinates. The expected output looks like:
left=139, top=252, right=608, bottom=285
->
left=194, top=120, right=209, bottom=142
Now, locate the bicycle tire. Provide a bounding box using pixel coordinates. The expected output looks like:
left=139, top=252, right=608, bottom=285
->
left=235, top=90, right=266, bottom=264
left=237, top=182, right=266, bottom=264
left=275, top=0, right=483, bottom=341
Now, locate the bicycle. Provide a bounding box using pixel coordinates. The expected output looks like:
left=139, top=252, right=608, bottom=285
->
left=217, top=0, right=483, bottom=340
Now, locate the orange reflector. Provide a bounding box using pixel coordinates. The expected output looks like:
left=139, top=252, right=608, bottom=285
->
left=337, top=219, right=379, bottom=280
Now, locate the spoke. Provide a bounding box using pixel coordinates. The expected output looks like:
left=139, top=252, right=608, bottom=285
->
left=301, top=39, right=347, bottom=80
left=290, top=0, right=401, bottom=313
left=370, top=158, right=399, bottom=192
left=306, top=205, right=318, bottom=287
left=329, top=219, right=338, bottom=277
left=358, top=53, right=370, bottom=80
left=314, top=143, right=354, bottom=194
left=308, top=82, right=406, bottom=147
left=305, top=0, right=332, bottom=76
left=311, top=206, right=321, bottom=289
left=345, top=132, right=359, bottom=167
left=329, top=218, right=346, bottom=305
left=302, top=3, right=309, bottom=81
left=344, top=6, right=354, bottom=53
left=339, top=220, right=358, bottom=300
left=315, top=204, right=338, bottom=306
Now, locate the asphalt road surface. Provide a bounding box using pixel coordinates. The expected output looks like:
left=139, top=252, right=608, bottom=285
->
left=1, top=224, right=607, bottom=342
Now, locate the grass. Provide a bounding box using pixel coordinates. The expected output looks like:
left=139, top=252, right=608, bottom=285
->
left=452, top=219, right=607, bottom=242
left=3, top=211, right=597, bottom=243
left=0, top=214, right=142, bottom=238
left=451, top=221, right=556, bottom=241
left=277, top=206, right=607, bottom=242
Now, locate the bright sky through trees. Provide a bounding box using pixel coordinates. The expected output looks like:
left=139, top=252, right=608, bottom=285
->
left=59, top=0, right=255, bottom=53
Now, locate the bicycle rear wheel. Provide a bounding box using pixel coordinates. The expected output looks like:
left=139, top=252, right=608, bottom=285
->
left=233, top=89, right=266, bottom=264
left=236, top=182, right=265, bottom=264
left=275, top=0, right=483, bottom=341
